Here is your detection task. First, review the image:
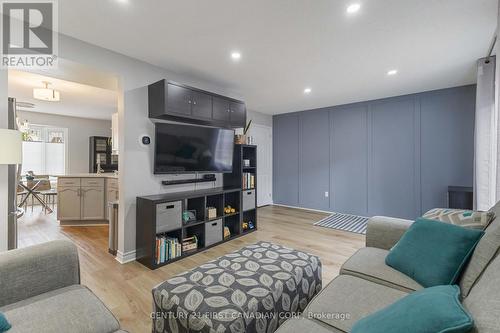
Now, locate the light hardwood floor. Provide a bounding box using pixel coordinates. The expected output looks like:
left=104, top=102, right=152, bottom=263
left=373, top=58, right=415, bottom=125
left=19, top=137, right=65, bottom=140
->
left=18, top=205, right=365, bottom=333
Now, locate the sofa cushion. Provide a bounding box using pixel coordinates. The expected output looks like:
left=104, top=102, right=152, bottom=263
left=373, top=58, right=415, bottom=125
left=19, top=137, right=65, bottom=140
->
left=463, top=253, right=500, bottom=333
left=0, top=285, right=120, bottom=333
left=351, top=285, right=474, bottom=333
left=275, top=317, right=343, bottom=333
left=459, top=208, right=500, bottom=297
left=423, top=208, right=495, bottom=230
left=340, top=247, right=423, bottom=292
left=386, top=218, right=483, bottom=287
left=304, top=275, right=407, bottom=332
left=0, top=313, right=10, bottom=333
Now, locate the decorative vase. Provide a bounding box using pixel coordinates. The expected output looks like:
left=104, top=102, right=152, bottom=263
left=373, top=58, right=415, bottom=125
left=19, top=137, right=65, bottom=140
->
left=234, top=134, right=246, bottom=144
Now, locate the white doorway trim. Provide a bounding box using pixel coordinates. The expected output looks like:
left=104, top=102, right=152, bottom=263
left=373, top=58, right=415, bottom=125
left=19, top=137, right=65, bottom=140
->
left=248, top=123, right=273, bottom=207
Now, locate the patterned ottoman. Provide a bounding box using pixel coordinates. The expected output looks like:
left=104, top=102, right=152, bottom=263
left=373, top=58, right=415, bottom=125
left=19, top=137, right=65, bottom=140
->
left=152, top=242, right=322, bottom=333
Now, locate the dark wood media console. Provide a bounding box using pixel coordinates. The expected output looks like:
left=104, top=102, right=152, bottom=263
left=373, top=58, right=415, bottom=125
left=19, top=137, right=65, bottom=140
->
left=135, top=145, right=257, bottom=270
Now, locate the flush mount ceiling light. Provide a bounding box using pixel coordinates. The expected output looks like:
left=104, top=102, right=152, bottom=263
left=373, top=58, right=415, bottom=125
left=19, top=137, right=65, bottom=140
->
left=231, top=51, right=241, bottom=61
left=304, top=88, right=312, bottom=94
left=346, top=3, right=361, bottom=14
left=33, top=81, right=60, bottom=102
left=387, top=69, right=398, bottom=76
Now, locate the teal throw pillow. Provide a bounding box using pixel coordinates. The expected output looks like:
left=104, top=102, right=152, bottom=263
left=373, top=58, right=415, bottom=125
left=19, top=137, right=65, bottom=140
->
left=351, top=285, right=474, bottom=333
left=385, top=218, right=483, bottom=287
left=0, top=313, right=11, bottom=332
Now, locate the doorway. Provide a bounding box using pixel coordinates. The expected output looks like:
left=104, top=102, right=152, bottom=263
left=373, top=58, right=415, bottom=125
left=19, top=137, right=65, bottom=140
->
left=7, top=62, right=120, bottom=251
left=248, top=124, right=273, bottom=206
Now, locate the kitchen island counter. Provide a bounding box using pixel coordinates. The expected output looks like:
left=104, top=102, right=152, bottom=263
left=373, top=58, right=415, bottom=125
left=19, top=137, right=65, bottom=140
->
left=57, top=173, right=118, bottom=178
left=57, top=175, right=118, bottom=225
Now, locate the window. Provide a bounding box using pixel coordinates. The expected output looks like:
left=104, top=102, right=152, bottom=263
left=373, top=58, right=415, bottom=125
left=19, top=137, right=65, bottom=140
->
left=21, top=124, right=67, bottom=176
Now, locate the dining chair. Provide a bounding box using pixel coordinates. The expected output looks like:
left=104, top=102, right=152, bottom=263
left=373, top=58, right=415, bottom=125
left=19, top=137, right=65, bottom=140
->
left=34, top=176, right=53, bottom=214
left=16, top=184, right=28, bottom=212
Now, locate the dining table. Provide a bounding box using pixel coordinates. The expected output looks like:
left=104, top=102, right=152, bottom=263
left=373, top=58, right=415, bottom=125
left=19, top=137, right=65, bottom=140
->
left=18, top=177, right=55, bottom=214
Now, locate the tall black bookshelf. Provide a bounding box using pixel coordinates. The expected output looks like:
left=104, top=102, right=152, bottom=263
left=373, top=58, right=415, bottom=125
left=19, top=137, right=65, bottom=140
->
left=224, top=144, right=258, bottom=235
left=135, top=144, right=257, bottom=270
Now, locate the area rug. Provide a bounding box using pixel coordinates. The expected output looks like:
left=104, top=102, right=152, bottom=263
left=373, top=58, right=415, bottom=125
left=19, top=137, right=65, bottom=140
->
left=314, top=212, right=369, bottom=234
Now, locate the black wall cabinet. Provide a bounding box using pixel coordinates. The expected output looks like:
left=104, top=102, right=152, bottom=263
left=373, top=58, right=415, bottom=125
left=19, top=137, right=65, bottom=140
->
left=148, top=79, right=246, bottom=128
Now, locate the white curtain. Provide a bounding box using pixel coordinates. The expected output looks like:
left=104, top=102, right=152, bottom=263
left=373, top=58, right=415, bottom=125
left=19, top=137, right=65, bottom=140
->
left=474, top=56, right=497, bottom=211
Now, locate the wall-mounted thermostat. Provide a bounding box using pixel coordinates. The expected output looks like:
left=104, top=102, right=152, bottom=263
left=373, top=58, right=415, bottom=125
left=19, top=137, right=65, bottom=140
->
left=140, top=135, right=151, bottom=146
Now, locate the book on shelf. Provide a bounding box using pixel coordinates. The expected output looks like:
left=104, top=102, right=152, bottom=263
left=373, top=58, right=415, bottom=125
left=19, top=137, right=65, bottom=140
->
left=155, top=235, right=182, bottom=264
left=242, top=172, right=255, bottom=190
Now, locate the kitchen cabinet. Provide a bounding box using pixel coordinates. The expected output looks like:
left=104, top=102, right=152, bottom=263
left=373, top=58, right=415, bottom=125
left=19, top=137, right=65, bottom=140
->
left=105, top=178, right=119, bottom=220
left=106, top=178, right=119, bottom=203
left=57, top=187, right=81, bottom=221
left=82, top=187, right=105, bottom=220
left=81, top=178, right=105, bottom=220
left=148, top=79, right=246, bottom=128
left=57, top=176, right=114, bottom=223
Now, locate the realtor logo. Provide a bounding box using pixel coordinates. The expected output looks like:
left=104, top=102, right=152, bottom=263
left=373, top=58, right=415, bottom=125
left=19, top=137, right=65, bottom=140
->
left=1, top=0, right=58, bottom=68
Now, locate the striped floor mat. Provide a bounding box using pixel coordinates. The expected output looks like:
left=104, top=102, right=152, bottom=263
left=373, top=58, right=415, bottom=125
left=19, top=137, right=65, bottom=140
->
left=314, top=212, right=369, bottom=234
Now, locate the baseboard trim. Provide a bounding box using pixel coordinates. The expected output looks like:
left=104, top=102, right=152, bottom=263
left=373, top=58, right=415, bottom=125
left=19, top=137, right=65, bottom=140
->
left=115, top=249, right=136, bottom=264
left=272, top=204, right=333, bottom=215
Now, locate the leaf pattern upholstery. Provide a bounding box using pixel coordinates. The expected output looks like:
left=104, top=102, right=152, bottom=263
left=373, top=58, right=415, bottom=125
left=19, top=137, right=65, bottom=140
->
left=152, top=242, right=322, bottom=333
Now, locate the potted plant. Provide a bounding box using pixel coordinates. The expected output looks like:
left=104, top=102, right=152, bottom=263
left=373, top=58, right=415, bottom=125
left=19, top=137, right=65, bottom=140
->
left=235, top=120, right=252, bottom=144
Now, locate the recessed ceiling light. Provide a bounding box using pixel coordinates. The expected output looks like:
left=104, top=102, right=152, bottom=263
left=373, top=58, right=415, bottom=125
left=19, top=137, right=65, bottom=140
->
left=346, top=3, right=361, bottom=14
left=387, top=69, right=398, bottom=76
left=304, top=88, right=312, bottom=94
left=231, top=52, right=241, bottom=61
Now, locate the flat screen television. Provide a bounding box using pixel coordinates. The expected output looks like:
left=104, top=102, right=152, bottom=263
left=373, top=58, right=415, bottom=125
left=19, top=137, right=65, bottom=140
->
left=154, top=123, right=234, bottom=174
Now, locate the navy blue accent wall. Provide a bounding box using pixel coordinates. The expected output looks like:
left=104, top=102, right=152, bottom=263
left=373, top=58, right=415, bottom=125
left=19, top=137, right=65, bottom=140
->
left=273, top=85, right=476, bottom=219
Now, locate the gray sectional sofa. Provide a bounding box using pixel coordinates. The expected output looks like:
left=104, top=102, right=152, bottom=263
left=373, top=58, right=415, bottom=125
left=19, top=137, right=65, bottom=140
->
left=276, top=202, right=500, bottom=333
left=0, top=240, right=126, bottom=333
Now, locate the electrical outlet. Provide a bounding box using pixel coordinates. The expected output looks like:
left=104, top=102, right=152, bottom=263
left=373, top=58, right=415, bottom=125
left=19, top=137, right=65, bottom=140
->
left=324, top=191, right=329, bottom=198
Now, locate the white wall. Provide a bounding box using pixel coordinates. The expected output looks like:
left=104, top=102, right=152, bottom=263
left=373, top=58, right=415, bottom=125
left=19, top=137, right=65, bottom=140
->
left=17, top=111, right=111, bottom=174
left=248, top=109, right=272, bottom=127
left=0, top=69, right=8, bottom=251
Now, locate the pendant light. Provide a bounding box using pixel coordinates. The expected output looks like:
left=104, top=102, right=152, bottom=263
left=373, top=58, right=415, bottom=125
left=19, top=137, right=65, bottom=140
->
left=33, top=81, right=60, bottom=102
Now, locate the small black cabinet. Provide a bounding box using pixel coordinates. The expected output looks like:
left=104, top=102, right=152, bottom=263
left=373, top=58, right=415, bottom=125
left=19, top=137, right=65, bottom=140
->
left=191, top=90, right=212, bottom=120
left=166, top=83, right=192, bottom=116
left=212, top=97, right=230, bottom=122
left=148, top=79, right=246, bottom=128
left=448, top=186, right=473, bottom=210
left=230, top=102, right=246, bottom=127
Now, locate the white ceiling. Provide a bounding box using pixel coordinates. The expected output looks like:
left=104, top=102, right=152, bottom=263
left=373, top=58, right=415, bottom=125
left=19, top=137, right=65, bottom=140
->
left=58, top=0, right=497, bottom=114
left=8, top=70, right=118, bottom=120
